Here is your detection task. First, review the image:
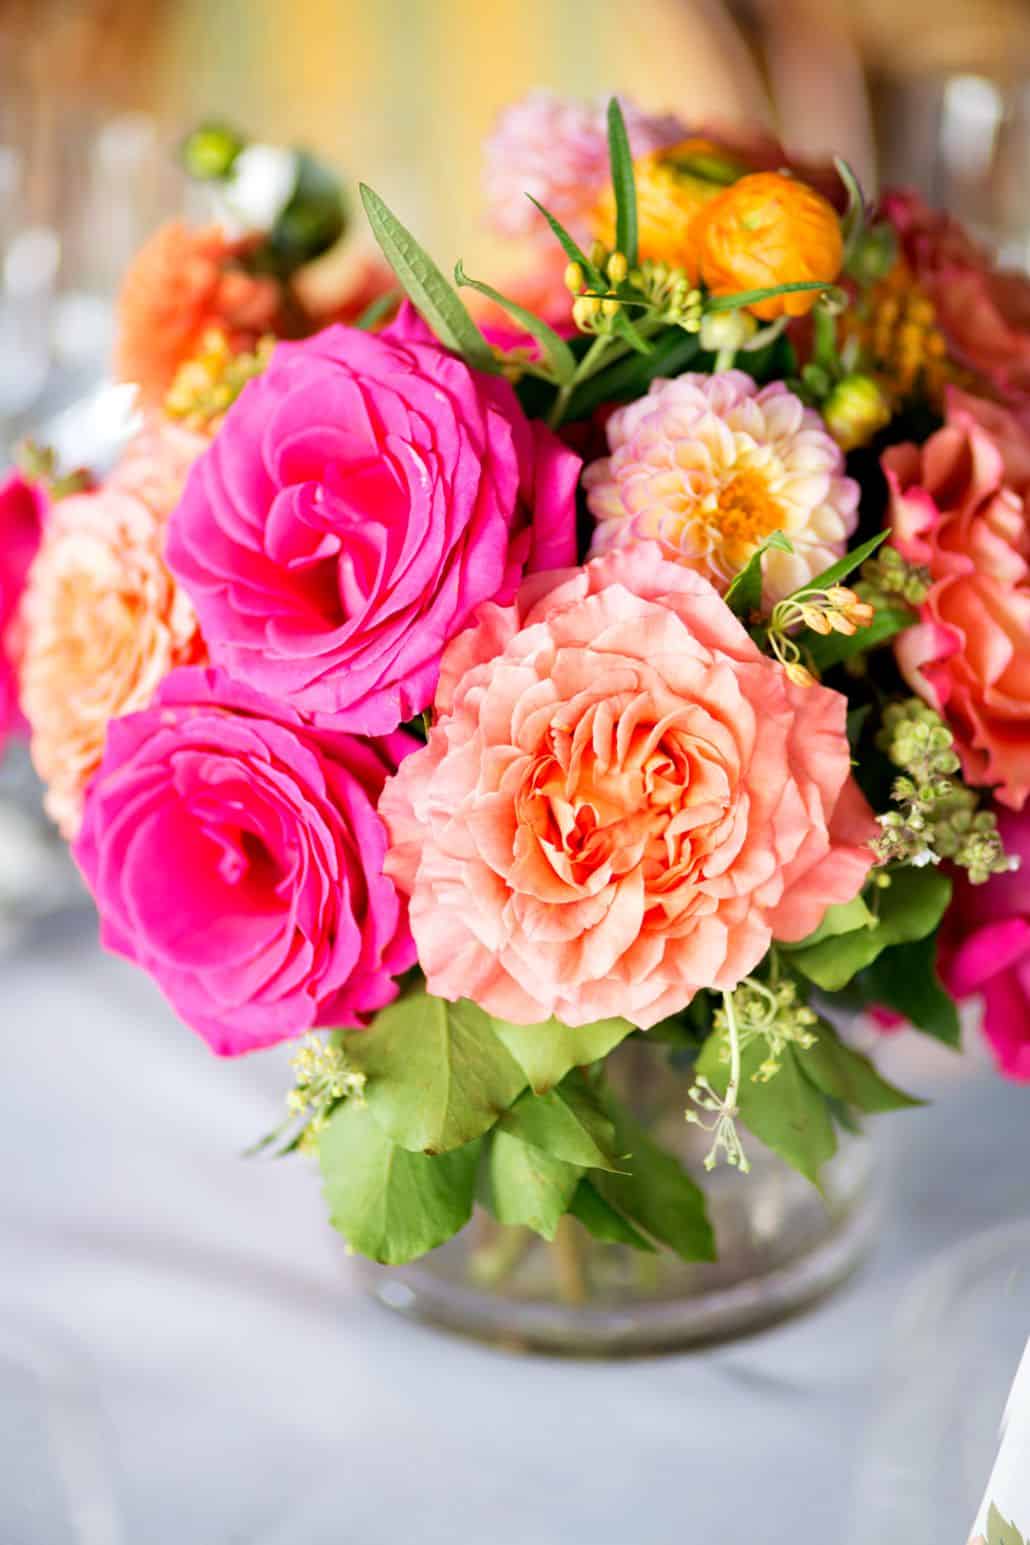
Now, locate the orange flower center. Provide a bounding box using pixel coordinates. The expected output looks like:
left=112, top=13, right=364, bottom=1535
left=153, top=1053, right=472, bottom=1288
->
left=711, top=470, right=784, bottom=565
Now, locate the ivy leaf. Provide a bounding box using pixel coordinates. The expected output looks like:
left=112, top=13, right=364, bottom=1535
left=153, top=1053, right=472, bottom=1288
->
left=485, top=1130, right=583, bottom=1239
left=786, top=867, right=952, bottom=992
left=696, top=1033, right=838, bottom=1188
left=454, top=262, right=577, bottom=384
left=491, top=1015, right=632, bottom=1095
left=319, top=1101, right=478, bottom=1264
left=569, top=1178, right=656, bottom=1252
left=806, top=604, right=913, bottom=671
left=596, top=1100, right=715, bottom=1262
left=525, top=196, right=605, bottom=287
left=861, top=933, right=962, bottom=1047
left=724, top=530, right=793, bottom=618
left=498, top=1071, right=622, bottom=1171
left=606, top=97, right=638, bottom=265
left=359, top=184, right=497, bottom=372
left=343, top=988, right=526, bottom=1155
left=787, top=531, right=888, bottom=600
left=799, top=1019, right=920, bottom=1113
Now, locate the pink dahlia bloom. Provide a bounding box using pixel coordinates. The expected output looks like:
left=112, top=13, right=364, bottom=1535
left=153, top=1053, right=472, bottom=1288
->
left=883, top=189, right=1030, bottom=409
left=167, top=311, right=580, bottom=735
left=483, top=90, right=686, bottom=242
left=0, top=469, right=47, bottom=750
left=584, top=372, right=859, bottom=608
left=381, top=543, right=875, bottom=1029
left=885, top=387, right=1030, bottom=809
left=941, top=806, right=1030, bottom=1081
left=75, top=666, right=416, bottom=1056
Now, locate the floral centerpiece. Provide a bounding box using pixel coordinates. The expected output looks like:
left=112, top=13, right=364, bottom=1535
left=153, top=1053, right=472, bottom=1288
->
left=8, top=96, right=1030, bottom=1325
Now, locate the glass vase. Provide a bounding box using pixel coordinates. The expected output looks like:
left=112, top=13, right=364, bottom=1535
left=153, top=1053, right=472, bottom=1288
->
left=357, top=1037, right=878, bottom=1355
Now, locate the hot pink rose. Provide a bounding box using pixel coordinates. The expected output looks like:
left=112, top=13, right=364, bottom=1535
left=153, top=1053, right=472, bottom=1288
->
left=885, top=387, right=1030, bottom=809
left=381, top=543, right=875, bottom=1028
left=75, top=666, right=415, bottom=1055
left=0, top=469, right=46, bottom=749
left=167, top=312, right=580, bottom=734
left=941, top=806, right=1030, bottom=1081
left=883, top=189, right=1030, bottom=409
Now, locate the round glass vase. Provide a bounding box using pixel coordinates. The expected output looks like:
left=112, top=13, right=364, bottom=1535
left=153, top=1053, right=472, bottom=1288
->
left=357, top=1038, right=878, bottom=1356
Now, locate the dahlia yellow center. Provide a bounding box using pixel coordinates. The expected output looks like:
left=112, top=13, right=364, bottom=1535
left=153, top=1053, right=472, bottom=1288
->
left=707, top=470, right=785, bottom=566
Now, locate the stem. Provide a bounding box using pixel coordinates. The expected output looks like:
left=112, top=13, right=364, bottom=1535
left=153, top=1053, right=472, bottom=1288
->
left=722, top=989, right=743, bottom=1123
left=552, top=1215, right=588, bottom=1305
left=469, top=1221, right=533, bottom=1288
left=714, top=347, right=737, bottom=372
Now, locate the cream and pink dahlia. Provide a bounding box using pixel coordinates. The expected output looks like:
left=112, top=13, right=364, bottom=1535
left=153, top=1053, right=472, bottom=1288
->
left=381, top=543, right=875, bottom=1030
left=20, top=423, right=207, bottom=837
left=483, top=90, right=685, bottom=242
left=584, top=371, right=859, bottom=608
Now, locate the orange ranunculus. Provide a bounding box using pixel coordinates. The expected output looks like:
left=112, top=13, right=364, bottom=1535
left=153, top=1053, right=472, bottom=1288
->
left=688, top=171, right=843, bottom=321
left=591, top=138, right=745, bottom=269
left=115, top=222, right=285, bottom=407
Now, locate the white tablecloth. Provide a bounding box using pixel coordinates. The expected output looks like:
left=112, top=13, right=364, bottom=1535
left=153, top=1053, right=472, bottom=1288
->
left=2, top=918, right=1028, bottom=1545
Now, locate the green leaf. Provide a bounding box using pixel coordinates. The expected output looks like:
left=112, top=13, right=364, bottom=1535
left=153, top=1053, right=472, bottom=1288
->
left=799, top=1019, right=921, bottom=1113
left=499, top=1071, right=621, bottom=1171
left=353, top=290, right=400, bottom=331
left=835, top=157, right=867, bottom=264
left=861, top=933, right=962, bottom=1047
left=564, top=326, right=700, bottom=419
left=787, top=867, right=952, bottom=991
left=696, top=1032, right=838, bottom=1187
left=491, top=1015, right=632, bottom=1095
left=797, top=894, right=877, bottom=950
left=706, top=281, right=841, bottom=314
left=596, top=1100, right=715, bottom=1262
left=724, top=530, right=793, bottom=618
left=987, top=1504, right=1025, bottom=1545
left=319, top=1101, right=478, bottom=1264
left=787, top=532, right=888, bottom=601
left=359, top=184, right=497, bottom=371
left=806, top=604, right=913, bottom=671
left=343, top=988, right=526, bottom=1154
left=606, top=97, right=638, bottom=265
left=485, top=1130, right=583, bottom=1239
left=453, top=261, right=577, bottom=383
left=525, top=196, right=605, bottom=287
left=569, top=1178, right=656, bottom=1252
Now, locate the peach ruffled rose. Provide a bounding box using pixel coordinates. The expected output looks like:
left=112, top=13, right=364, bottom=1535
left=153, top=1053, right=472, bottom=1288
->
left=381, top=543, right=875, bottom=1028
left=20, top=422, right=207, bottom=836
left=885, top=387, right=1030, bottom=809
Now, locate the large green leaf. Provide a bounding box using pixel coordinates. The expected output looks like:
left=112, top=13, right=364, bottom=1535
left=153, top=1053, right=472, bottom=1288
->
left=343, top=989, right=526, bottom=1155
left=454, top=262, right=577, bottom=384
left=861, top=933, right=962, bottom=1047
left=695, top=1033, right=837, bottom=1188
left=786, top=532, right=887, bottom=601
left=786, top=867, right=952, bottom=991
left=359, top=185, right=497, bottom=371
left=319, top=1101, right=478, bottom=1264
left=596, top=1101, right=715, bottom=1262
left=569, top=1179, right=656, bottom=1252
left=498, top=1072, right=622, bottom=1171
left=799, top=1019, right=920, bottom=1113
left=485, top=1130, right=583, bottom=1239
left=606, top=98, right=638, bottom=264
left=724, top=530, right=792, bottom=618
left=491, top=1015, right=632, bottom=1095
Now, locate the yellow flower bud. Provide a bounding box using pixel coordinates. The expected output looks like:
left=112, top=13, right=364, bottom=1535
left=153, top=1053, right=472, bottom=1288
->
left=572, top=295, right=602, bottom=330
left=563, top=261, right=585, bottom=294
left=784, top=661, right=817, bottom=688
left=800, top=605, right=832, bottom=636
left=607, top=251, right=629, bottom=284
left=601, top=296, right=620, bottom=318
left=823, top=373, right=893, bottom=451
left=699, top=309, right=758, bottom=356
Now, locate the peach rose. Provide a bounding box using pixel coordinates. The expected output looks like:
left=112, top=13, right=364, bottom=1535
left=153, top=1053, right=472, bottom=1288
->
left=21, top=422, right=207, bottom=836
left=381, top=544, right=875, bottom=1028
left=885, top=387, right=1030, bottom=809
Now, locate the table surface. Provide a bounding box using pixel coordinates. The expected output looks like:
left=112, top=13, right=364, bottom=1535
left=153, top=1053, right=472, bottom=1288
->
left=1, top=915, right=1029, bottom=1545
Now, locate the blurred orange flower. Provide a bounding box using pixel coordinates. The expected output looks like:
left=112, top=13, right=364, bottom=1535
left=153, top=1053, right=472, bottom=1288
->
left=592, top=138, right=744, bottom=269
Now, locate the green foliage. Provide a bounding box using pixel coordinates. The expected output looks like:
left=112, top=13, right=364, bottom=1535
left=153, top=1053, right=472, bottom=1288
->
left=606, top=98, right=638, bottom=265
left=706, top=281, right=841, bottom=314
left=569, top=1179, right=656, bottom=1252
left=525, top=196, right=605, bottom=287
left=696, top=1031, right=836, bottom=1187
left=359, top=185, right=496, bottom=371
left=788, top=532, right=888, bottom=599
left=564, top=327, right=700, bottom=419
left=987, top=1504, right=1025, bottom=1545
left=860, top=933, right=962, bottom=1047
left=320, top=1102, right=478, bottom=1264
left=806, top=603, right=913, bottom=671
left=485, top=1130, right=583, bottom=1239
left=491, top=1016, right=632, bottom=1095
left=353, top=291, right=400, bottom=331
left=797, top=894, right=877, bottom=949
left=454, top=263, right=577, bottom=383
left=498, top=1072, right=622, bottom=1171
left=786, top=867, right=952, bottom=991
left=596, top=1101, right=715, bottom=1262
left=800, top=1020, right=920, bottom=1113
left=341, top=987, right=526, bottom=1154
left=724, top=531, right=793, bottom=618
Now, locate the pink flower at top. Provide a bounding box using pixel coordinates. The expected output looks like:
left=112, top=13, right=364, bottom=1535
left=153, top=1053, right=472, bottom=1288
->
left=166, top=311, right=581, bottom=735
left=885, top=387, right=1030, bottom=809
left=381, top=543, right=875, bottom=1029
left=941, top=805, right=1030, bottom=1081
left=0, top=469, right=46, bottom=750
left=75, top=666, right=416, bottom=1056
left=483, top=90, right=686, bottom=242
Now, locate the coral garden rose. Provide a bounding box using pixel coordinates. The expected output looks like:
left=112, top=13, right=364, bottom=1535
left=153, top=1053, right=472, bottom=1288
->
left=0, top=469, right=46, bottom=750
left=941, top=805, right=1030, bottom=1081
left=483, top=90, right=685, bottom=242
left=167, top=311, right=580, bottom=734
left=20, top=423, right=207, bottom=837
left=883, top=190, right=1030, bottom=409
left=885, top=387, right=1030, bottom=809
left=381, top=543, right=875, bottom=1028
left=584, top=371, right=859, bottom=607
left=75, top=666, right=416, bottom=1055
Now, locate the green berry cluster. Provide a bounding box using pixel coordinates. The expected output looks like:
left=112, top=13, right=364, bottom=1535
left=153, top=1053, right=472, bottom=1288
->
left=286, top=1033, right=366, bottom=1142
left=859, top=545, right=931, bottom=610
left=712, top=976, right=818, bottom=1084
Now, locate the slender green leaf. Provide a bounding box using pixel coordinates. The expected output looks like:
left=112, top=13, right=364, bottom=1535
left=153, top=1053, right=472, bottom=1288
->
left=787, top=867, right=952, bottom=992
left=696, top=1032, right=837, bottom=1188
left=359, top=184, right=497, bottom=371
left=706, top=281, right=842, bottom=314
left=485, top=1130, right=583, bottom=1239
left=724, top=530, right=792, bottom=617
left=569, top=1179, right=656, bottom=1252
left=606, top=97, right=638, bottom=265
left=596, top=1100, right=715, bottom=1262
left=525, top=196, right=605, bottom=287
left=987, top=1504, right=1025, bottom=1545
left=498, top=1072, right=621, bottom=1171
left=564, top=326, right=700, bottom=418
left=320, top=1102, right=478, bottom=1264
left=861, top=933, right=962, bottom=1047
left=807, top=603, right=913, bottom=671
left=788, top=532, right=888, bottom=601
left=453, top=261, right=576, bottom=383
left=835, top=156, right=867, bottom=264
left=491, top=1016, right=632, bottom=1095
left=799, top=1019, right=920, bottom=1113
left=353, top=290, right=400, bottom=331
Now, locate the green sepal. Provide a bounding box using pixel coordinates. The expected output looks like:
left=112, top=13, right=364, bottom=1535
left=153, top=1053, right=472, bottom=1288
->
left=606, top=97, right=639, bottom=265
left=569, top=1178, right=656, bottom=1252
left=454, top=261, right=577, bottom=383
